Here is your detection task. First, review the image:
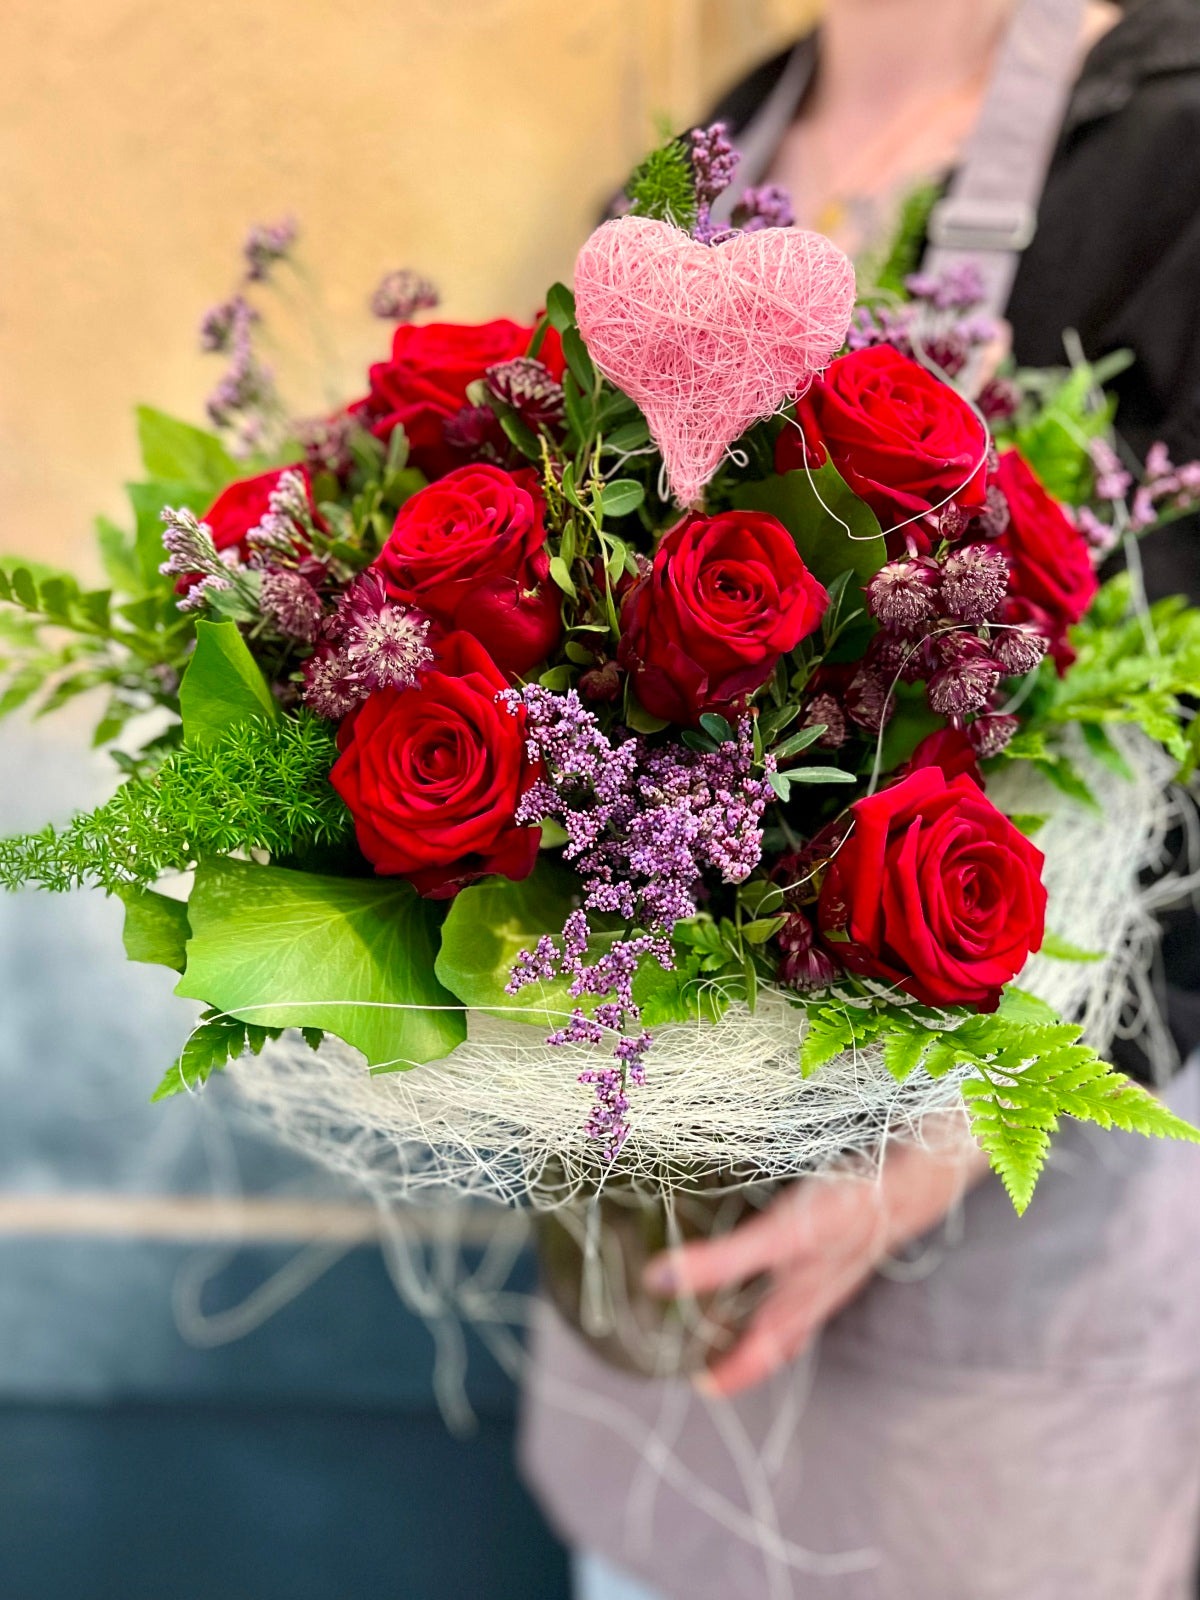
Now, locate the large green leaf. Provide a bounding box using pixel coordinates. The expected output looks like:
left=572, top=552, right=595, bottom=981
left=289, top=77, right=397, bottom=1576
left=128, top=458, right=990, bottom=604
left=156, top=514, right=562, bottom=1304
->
left=731, top=463, right=887, bottom=609
left=137, top=407, right=240, bottom=493
left=120, top=886, right=191, bottom=972
left=177, top=858, right=465, bottom=1069
left=179, top=620, right=278, bottom=745
left=436, top=862, right=619, bottom=1029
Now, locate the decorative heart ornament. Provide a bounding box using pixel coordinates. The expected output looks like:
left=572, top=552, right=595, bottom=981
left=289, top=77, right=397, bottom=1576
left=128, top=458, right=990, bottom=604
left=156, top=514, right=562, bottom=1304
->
left=574, top=216, right=856, bottom=506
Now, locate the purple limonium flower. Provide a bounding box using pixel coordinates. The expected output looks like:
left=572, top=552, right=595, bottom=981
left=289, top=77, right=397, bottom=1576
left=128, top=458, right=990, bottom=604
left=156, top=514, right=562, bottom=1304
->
left=501, top=686, right=774, bottom=1158
left=734, top=183, right=795, bottom=231
left=691, top=122, right=739, bottom=244
left=370, top=267, right=439, bottom=322
left=243, top=216, right=298, bottom=282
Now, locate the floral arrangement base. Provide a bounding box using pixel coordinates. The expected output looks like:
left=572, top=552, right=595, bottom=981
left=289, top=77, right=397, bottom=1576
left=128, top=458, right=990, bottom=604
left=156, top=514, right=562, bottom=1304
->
left=536, top=1172, right=775, bottom=1380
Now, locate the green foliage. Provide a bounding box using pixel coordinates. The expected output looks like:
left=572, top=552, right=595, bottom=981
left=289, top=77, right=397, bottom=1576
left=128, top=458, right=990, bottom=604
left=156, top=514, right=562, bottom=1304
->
left=179, top=620, right=279, bottom=745
left=797, top=985, right=1200, bottom=1212
left=435, top=863, right=621, bottom=1028
left=177, top=858, right=464, bottom=1070
left=136, top=407, right=240, bottom=493
left=1040, top=932, right=1103, bottom=962
left=1009, top=358, right=1127, bottom=505
left=1023, top=576, right=1200, bottom=771
left=871, top=180, right=941, bottom=298
left=0, top=713, right=349, bottom=894
left=623, top=138, right=698, bottom=230
left=151, top=1011, right=283, bottom=1101
left=731, top=462, right=887, bottom=621
left=121, top=886, right=191, bottom=971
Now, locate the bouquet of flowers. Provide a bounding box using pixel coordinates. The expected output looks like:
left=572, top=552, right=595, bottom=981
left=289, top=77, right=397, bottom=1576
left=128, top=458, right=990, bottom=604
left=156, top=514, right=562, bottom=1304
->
left=4, top=127, right=1200, bottom=1294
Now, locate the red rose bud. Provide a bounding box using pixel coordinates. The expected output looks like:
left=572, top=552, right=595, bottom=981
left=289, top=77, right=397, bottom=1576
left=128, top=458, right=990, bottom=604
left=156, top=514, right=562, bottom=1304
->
left=329, top=631, right=541, bottom=898
left=905, top=726, right=983, bottom=786
left=777, top=345, right=989, bottom=551
left=776, top=912, right=840, bottom=991
left=939, top=542, right=1009, bottom=623
left=817, top=767, right=1046, bottom=1010
left=996, top=450, right=1098, bottom=673
left=351, top=318, right=566, bottom=479
left=374, top=463, right=561, bottom=676
left=967, top=712, right=1020, bottom=758
left=866, top=557, right=940, bottom=630
left=618, top=510, right=827, bottom=727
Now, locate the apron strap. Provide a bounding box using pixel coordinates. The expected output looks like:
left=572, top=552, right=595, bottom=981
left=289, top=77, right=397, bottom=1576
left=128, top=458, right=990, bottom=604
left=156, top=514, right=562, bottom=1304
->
left=923, top=0, right=1087, bottom=315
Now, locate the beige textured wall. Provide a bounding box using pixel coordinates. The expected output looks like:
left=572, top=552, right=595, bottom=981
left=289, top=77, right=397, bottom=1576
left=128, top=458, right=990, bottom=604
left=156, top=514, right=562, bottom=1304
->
left=2, top=0, right=817, bottom=572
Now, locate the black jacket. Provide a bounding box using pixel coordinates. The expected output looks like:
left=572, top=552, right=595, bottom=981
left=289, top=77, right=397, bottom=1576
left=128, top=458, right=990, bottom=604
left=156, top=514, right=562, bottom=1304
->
left=710, top=0, right=1200, bottom=1068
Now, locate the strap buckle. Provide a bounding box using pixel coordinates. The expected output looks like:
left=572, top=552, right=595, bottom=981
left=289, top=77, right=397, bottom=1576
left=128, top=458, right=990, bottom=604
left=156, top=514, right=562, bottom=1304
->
left=927, top=197, right=1037, bottom=254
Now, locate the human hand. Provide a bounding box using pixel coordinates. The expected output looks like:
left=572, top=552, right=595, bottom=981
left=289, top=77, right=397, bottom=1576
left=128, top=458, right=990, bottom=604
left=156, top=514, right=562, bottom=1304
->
left=642, top=1118, right=992, bottom=1397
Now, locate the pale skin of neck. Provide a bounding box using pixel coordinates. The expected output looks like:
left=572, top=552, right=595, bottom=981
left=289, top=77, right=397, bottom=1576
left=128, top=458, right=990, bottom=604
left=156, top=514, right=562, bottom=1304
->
left=770, top=0, right=1121, bottom=254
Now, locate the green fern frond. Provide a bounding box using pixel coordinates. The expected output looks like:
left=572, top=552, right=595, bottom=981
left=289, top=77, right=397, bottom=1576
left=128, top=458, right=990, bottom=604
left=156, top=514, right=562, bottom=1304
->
left=0, top=712, right=350, bottom=894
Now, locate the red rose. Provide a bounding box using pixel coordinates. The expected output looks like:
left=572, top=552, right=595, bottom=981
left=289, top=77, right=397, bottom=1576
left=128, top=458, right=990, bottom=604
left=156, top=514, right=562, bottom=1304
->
left=201, top=465, right=318, bottom=559
left=996, top=449, right=1098, bottom=672
left=618, top=510, right=828, bottom=726
left=329, top=631, right=540, bottom=898
left=354, top=319, right=565, bottom=479
left=373, top=464, right=561, bottom=676
left=777, top=345, right=988, bottom=547
left=817, top=767, right=1046, bottom=1010
left=905, top=726, right=983, bottom=787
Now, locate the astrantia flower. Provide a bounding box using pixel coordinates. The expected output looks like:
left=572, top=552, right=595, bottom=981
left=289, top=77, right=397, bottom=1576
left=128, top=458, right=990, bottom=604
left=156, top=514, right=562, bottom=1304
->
left=485, top=357, right=565, bottom=429
left=866, top=557, right=940, bottom=630
left=260, top=570, right=323, bottom=643
left=940, top=543, right=1009, bottom=623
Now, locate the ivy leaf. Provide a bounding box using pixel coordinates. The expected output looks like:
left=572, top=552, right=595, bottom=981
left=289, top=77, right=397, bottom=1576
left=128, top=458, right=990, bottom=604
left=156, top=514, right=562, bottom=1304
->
left=179, top=620, right=279, bottom=746
left=177, top=858, right=464, bottom=1070
left=435, top=862, right=620, bottom=1028
left=120, top=886, right=191, bottom=972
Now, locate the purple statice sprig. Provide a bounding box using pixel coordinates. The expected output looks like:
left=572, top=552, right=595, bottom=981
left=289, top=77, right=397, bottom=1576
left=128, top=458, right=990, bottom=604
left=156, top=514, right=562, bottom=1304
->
left=848, top=267, right=999, bottom=390
left=500, top=686, right=774, bottom=1158
left=243, top=216, right=298, bottom=283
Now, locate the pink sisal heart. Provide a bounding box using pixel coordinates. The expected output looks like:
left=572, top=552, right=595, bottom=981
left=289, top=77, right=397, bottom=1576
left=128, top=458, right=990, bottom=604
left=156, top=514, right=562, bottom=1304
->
left=574, top=216, right=856, bottom=506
